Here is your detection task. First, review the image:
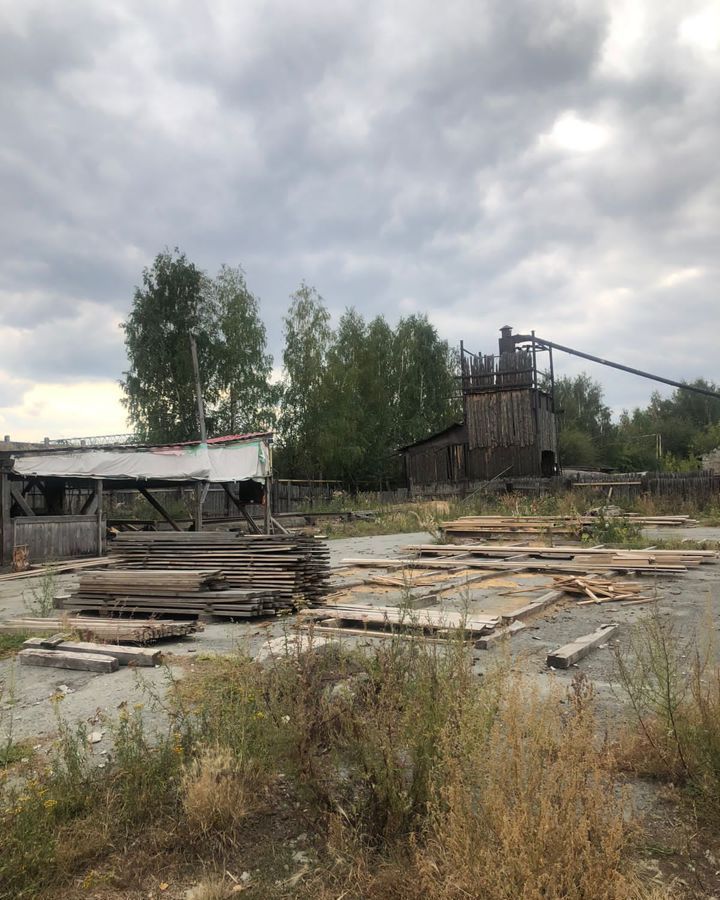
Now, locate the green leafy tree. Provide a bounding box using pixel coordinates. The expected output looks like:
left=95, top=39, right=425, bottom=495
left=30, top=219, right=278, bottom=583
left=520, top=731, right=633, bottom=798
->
left=208, top=265, right=275, bottom=434
left=391, top=314, right=460, bottom=447
left=121, top=250, right=273, bottom=443
left=121, top=249, right=208, bottom=443
left=278, top=283, right=332, bottom=477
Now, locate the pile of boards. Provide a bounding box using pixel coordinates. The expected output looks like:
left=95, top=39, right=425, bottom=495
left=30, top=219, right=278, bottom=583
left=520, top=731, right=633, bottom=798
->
left=109, top=532, right=331, bottom=610
left=58, top=568, right=279, bottom=618
left=403, top=543, right=718, bottom=575
left=0, top=615, right=200, bottom=643
left=442, top=514, right=698, bottom=539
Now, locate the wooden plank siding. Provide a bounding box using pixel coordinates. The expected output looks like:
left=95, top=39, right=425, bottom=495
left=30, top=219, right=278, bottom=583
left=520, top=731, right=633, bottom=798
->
left=13, top=515, right=102, bottom=562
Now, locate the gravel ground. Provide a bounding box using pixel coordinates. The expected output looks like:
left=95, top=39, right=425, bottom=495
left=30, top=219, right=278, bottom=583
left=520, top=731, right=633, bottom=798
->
left=1, top=528, right=719, bottom=748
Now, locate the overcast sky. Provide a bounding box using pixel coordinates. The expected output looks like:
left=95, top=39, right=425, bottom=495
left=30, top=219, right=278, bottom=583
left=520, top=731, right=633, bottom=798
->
left=1, top=0, right=718, bottom=440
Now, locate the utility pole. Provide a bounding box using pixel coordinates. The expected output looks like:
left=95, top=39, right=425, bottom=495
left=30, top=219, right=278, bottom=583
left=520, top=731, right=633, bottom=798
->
left=189, top=333, right=207, bottom=532
left=189, top=333, right=207, bottom=443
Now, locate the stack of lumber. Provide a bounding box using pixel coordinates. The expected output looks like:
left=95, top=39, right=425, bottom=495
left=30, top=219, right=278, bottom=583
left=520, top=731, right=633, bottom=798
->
left=626, top=514, right=698, bottom=527
left=442, top=514, right=699, bottom=539
left=110, top=532, right=330, bottom=609
left=59, top=568, right=280, bottom=618
left=298, top=603, right=498, bottom=636
left=552, top=575, right=656, bottom=604
left=0, top=615, right=201, bottom=644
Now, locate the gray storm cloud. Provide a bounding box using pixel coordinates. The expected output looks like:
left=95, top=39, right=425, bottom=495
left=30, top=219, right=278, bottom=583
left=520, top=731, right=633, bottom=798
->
left=0, top=0, right=718, bottom=423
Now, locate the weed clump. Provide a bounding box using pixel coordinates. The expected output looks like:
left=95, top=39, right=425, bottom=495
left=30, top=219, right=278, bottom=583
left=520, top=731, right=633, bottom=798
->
left=181, top=744, right=264, bottom=840
left=617, top=608, right=720, bottom=824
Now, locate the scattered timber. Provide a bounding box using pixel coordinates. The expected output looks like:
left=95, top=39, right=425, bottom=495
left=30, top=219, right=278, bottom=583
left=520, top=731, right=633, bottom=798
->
left=18, top=648, right=119, bottom=673
left=342, top=557, right=691, bottom=575
left=22, top=637, right=160, bottom=666
left=547, top=624, right=620, bottom=669
left=552, top=575, right=658, bottom=604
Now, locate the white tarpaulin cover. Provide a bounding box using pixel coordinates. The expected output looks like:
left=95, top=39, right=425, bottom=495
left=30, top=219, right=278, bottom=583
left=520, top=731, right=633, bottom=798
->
left=11, top=439, right=270, bottom=483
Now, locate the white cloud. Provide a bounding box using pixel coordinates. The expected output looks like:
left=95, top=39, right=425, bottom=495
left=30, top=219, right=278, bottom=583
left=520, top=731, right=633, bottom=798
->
left=540, top=111, right=610, bottom=153
left=679, top=5, right=720, bottom=56
left=0, top=380, right=128, bottom=442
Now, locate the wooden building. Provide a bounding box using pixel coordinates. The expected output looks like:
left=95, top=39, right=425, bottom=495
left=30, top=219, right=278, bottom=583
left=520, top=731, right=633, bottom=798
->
left=400, top=327, right=558, bottom=490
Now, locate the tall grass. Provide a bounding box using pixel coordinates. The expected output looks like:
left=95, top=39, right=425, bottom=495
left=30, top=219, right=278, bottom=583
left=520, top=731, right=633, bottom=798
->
left=0, top=634, right=667, bottom=898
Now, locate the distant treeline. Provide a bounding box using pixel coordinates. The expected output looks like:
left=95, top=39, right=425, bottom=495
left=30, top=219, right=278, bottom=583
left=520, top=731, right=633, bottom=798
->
left=121, top=249, right=460, bottom=485
left=121, top=249, right=719, bottom=483
left=555, top=374, right=720, bottom=471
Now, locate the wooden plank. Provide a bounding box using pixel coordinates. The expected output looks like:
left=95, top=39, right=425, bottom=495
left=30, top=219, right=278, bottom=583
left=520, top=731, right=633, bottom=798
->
left=18, top=648, right=119, bottom=673
left=22, top=638, right=160, bottom=666
left=547, top=624, right=620, bottom=669
left=474, top=621, right=525, bottom=649
left=502, top=590, right=563, bottom=624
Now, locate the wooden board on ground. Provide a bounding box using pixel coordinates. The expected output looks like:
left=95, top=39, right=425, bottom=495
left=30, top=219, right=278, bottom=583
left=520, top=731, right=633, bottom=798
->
left=474, top=621, right=525, bottom=649
left=546, top=624, right=620, bottom=669
left=18, top=648, right=119, bottom=673
left=502, top=590, right=564, bottom=624
left=22, top=637, right=161, bottom=667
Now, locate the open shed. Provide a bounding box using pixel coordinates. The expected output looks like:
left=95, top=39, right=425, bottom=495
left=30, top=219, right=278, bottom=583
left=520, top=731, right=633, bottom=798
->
left=0, top=433, right=275, bottom=567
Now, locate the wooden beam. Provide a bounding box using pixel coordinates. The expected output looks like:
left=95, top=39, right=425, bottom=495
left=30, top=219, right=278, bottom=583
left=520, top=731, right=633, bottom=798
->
left=95, top=480, right=104, bottom=555
left=79, top=491, right=99, bottom=515
left=271, top=515, right=290, bottom=535
left=547, top=623, right=620, bottom=669
left=18, top=648, right=119, bottom=673
left=9, top=483, right=35, bottom=517
left=22, top=637, right=160, bottom=667
left=0, top=471, right=12, bottom=566
left=138, top=488, right=182, bottom=532
left=221, top=484, right=261, bottom=534
left=502, top=590, right=564, bottom=624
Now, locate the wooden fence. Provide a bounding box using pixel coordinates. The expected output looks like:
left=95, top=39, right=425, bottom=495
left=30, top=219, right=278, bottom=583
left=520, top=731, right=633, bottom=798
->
left=13, top=515, right=103, bottom=561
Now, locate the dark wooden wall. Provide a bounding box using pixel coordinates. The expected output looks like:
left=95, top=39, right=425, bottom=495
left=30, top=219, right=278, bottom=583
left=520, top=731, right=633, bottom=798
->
left=404, top=389, right=558, bottom=486
left=13, top=515, right=102, bottom=561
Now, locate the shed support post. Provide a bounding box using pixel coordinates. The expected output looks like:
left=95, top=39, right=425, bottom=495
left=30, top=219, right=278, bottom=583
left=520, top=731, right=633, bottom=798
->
left=264, top=479, right=271, bottom=534
left=194, top=482, right=209, bottom=532
left=95, top=480, right=104, bottom=555
left=1, top=470, right=12, bottom=567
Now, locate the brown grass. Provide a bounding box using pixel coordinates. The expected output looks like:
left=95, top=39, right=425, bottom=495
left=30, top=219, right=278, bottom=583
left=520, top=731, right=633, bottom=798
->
left=181, top=744, right=265, bottom=841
